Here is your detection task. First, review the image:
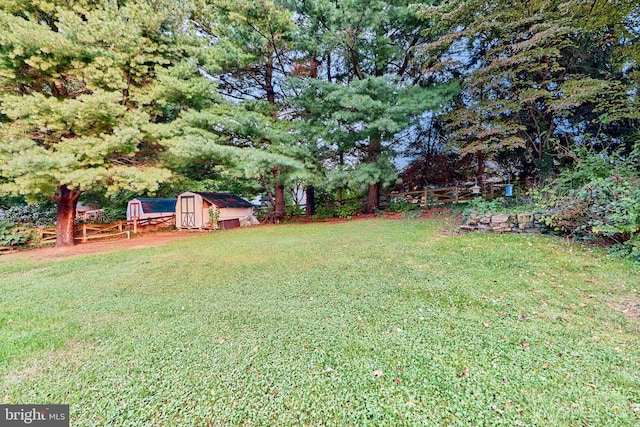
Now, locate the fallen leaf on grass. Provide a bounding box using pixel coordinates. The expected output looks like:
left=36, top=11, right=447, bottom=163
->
left=394, top=377, right=401, bottom=385
left=457, top=368, right=470, bottom=378
left=373, top=370, right=383, bottom=378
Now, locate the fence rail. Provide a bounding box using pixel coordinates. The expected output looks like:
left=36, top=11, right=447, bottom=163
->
left=381, top=185, right=479, bottom=208
left=126, top=214, right=175, bottom=233
left=35, top=214, right=176, bottom=245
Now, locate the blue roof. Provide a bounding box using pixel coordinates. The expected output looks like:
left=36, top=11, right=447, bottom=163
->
left=135, top=198, right=176, bottom=213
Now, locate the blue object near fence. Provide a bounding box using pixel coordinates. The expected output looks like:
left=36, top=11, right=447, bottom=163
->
left=505, top=184, right=513, bottom=197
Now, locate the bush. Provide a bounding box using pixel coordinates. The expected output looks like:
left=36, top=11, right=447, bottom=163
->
left=4, top=203, right=57, bottom=227
left=540, top=145, right=640, bottom=260
left=0, top=221, right=31, bottom=246
left=335, top=200, right=362, bottom=219
left=542, top=176, right=640, bottom=240
left=462, top=197, right=505, bottom=219
left=388, top=197, right=415, bottom=212
left=102, top=205, right=127, bottom=222
left=286, top=205, right=305, bottom=217
left=311, top=205, right=336, bottom=220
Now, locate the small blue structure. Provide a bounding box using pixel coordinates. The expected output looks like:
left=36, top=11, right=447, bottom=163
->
left=127, top=198, right=176, bottom=221
left=505, top=184, right=513, bottom=197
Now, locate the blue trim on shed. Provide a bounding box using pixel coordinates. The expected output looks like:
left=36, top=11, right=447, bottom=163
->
left=136, top=198, right=176, bottom=213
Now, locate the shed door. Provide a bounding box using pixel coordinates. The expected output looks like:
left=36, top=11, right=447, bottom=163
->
left=180, top=196, right=196, bottom=228
left=130, top=202, right=141, bottom=220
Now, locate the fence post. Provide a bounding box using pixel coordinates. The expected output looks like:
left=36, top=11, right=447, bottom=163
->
left=118, top=221, right=123, bottom=232
left=490, top=183, right=495, bottom=199
left=133, top=218, right=138, bottom=234
left=82, top=223, right=87, bottom=243
left=455, top=187, right=459, bottom=203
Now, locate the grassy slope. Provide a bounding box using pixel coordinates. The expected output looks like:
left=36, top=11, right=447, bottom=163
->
left=0, top=218, right=639, bottom=426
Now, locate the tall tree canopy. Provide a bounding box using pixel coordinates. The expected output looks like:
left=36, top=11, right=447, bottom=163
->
left=416, top=0, right=640, bottom=180
left=0, top=0, right=218, bottom=246
left=189, top=0, right=308, bottom=213
left=283, top=0, right=456, bottom=210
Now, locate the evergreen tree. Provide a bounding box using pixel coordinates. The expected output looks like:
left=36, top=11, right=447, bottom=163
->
left=0, top=0, right=217, bottom=246
left=283, top=0, right=456, bottom=211
left=191, top=0, right=303, bottom=213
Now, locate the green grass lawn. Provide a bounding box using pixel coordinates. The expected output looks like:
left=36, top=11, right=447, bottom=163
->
left=1, top=217, right=639, bottom=426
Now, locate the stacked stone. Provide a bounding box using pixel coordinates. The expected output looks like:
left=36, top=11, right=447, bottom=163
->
left=490, top=214, right=512, bottom=232
left=462, top=212, right=543, bottom=233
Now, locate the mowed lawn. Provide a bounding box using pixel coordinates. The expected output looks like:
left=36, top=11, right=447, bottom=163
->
left=1, top=217, right=639, bottom=426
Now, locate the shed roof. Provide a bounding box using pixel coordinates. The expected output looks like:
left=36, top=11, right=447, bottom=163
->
left=134, top=198, right=176, bottom=213
left=196, top=192, right=254, bottom=208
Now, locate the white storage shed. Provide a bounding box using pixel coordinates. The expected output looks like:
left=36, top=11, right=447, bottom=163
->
left=175, top=192, right=255, bottom=229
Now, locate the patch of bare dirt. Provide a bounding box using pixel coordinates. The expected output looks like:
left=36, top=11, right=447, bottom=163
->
left=0, top=230, right=205, bottom=263
left=617, top=301, right=640, bottom=323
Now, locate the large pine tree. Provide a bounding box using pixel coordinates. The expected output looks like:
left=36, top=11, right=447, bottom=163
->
left=284, top=0, right=456, bottom=211
left=0, top=0, right=204, bottom=246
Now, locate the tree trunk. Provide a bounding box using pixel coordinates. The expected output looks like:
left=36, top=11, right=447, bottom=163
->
left=265, top=53, right=276, bottom=105
left=476, top=150, right=484, bottom=187
left=366, top=134, right=382, bottom=213
left=367, top=182, right=380, bottom=213
left=275, top=183, right=286, bottom=213
left=310, top=56, right=319, bottom=79
left=55, top=185, right=81, bottom=247
left=272, top=168, right=286, bottom=213
left=305, top=186, right=315, bottom=217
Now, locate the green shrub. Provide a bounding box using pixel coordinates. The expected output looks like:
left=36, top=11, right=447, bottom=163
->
left=101, top=205, right=127, bottom=222
left=401, top=209, right=423, bottom=220
left=540, top=145, right=640, bottom=260
left=388, top=197, right=415, bottom=212
left=4, top=203, right=57, bottom=227
left=254, top=210, right=267, bottom=222
left=335, top=200, right=362, bottom=219
left=286, top=205, right=305, bottom=217
left=462, top=197, right=505, bottom=219
left=0, top=221, right=31, bottom=246
left=542, top=175, right=640, bottom=242
left=311, top=205, right=336, bottom=220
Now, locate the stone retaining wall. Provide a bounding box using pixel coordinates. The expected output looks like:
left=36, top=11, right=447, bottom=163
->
left=461, top=212, right=543, bottom=233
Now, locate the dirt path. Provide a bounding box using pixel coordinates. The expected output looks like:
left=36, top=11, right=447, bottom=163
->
left=0, top=231, right=205, bottom=263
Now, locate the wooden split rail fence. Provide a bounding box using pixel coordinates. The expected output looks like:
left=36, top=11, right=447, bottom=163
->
left=38, top=214, right=176, bottom=244
left=381, top=185, right=479, bottom=208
